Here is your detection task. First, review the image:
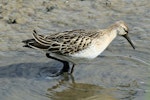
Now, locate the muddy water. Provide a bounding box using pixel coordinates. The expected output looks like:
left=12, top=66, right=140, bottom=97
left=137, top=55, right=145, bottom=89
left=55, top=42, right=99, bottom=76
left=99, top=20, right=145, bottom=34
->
left=0, top=0, right=150, bottom=100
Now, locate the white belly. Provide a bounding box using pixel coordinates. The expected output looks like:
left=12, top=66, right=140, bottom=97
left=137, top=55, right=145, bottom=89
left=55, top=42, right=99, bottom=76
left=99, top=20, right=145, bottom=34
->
left=71, top=40, right=110, bottom=59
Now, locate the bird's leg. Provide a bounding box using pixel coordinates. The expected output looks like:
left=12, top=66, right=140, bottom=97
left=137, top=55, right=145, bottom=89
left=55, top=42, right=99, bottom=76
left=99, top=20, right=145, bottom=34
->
left=70, top=64, right=75, bottom=74
left=61, top=61, right=70, bottom=73
left=45, top=53, right=70, bottom=73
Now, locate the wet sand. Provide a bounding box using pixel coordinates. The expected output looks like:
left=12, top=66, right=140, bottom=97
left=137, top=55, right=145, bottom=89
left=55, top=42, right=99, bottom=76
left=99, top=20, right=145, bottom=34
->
left=0, top=0, right=150, bottom=100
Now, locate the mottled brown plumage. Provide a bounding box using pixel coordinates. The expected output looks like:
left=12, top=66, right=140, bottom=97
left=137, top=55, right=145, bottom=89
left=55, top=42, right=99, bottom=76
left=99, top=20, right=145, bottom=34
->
left=31, top=29, right=100, bottom=55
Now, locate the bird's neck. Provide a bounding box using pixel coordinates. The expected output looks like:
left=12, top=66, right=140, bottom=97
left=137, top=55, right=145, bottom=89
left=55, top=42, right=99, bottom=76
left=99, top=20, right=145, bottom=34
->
left=100, top=28, right=117, bottom=43
left=109, top=29, right=117, bottom=41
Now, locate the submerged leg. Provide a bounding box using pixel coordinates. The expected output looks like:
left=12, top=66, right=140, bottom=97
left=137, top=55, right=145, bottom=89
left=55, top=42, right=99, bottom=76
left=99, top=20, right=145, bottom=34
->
left=45, top=53, right=70, bottom=75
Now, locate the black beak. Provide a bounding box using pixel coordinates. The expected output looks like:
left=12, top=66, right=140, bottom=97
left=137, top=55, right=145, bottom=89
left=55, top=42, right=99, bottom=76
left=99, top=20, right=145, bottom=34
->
left=123, top=34, right=135, bottom=49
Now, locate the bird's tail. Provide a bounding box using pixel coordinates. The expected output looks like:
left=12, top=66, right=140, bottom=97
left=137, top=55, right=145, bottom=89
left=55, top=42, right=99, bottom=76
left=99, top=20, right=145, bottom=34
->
left=22, top=30, right=49, bottom=50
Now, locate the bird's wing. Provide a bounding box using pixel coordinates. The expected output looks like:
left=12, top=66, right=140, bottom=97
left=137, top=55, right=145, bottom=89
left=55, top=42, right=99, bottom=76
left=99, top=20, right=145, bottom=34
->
left=32, top=29, right=99, bottom=55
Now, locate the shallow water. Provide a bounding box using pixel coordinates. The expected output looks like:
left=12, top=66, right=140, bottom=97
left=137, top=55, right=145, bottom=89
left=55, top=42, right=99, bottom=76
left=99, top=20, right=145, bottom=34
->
left=0, top=0, right=150, bottom=100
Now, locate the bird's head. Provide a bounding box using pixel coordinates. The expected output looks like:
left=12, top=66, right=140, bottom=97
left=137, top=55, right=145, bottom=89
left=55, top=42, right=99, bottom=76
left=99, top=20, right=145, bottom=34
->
left=115, top=21, right=135, bottom=49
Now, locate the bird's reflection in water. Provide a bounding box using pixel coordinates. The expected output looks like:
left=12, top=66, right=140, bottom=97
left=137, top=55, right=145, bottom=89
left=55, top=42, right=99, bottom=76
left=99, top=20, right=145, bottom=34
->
left=45, top=74, right=117, bottom=100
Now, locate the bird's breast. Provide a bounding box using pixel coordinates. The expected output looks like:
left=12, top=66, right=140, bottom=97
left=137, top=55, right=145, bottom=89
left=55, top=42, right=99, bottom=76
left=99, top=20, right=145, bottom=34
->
left=71, top=34, right=116, bottom=59
left=71, top=40, right=108, bottom=59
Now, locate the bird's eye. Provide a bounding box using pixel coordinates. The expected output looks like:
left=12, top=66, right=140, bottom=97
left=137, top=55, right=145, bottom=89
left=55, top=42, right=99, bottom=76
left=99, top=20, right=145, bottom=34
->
left=124, top=28, right=128, bottom=33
